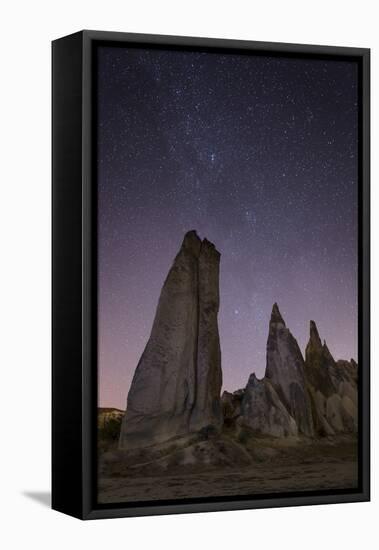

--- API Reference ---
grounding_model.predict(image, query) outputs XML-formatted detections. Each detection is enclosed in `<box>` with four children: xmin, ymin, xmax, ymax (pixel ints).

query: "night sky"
<box><xmin>97</xmin><ymin>45</ymin><xmax>358</xmax><ymax>410</ymax></box>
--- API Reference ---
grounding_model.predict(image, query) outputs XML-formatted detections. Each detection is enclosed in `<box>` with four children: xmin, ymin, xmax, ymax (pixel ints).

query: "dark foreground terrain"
<box><xmin>97</xmin><ymin>430</ymin><xmax>358</xmax><ymax>504</ymax></box>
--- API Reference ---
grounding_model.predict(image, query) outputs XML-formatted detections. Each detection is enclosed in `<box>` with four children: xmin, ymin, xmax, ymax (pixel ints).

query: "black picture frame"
<box><xmin>52</xmin><ymin>30</ymin><xmax>370</xmax><ymax>520</ymax></box>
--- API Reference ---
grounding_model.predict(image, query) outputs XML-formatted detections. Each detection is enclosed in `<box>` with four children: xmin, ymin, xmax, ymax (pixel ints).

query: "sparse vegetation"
<box><xmin>98</xmin><ymin>408</ymin><xmax>123</xmax><ymax>442</ymax></box>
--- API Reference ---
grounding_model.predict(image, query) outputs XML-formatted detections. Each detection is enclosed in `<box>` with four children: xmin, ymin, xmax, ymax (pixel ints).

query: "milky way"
<box><xmin>96</xmin><ymin>45</ymin><xmax>358</xmax><ymax>409</ymax></box>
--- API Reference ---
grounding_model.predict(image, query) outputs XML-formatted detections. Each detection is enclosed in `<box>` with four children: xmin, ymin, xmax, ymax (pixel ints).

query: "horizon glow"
<box><xmin>97</xmin><ymin>46</ymin><xmax>358</xmax><ymax>410</ymax></box>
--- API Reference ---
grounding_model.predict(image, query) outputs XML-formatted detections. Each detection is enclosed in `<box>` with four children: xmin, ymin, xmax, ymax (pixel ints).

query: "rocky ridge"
<box><xmin>113</xmin><ymin>232</ymin><xmax>358</xmax><ymax>470</ymax></box>
<box><xmin>226</xmin><ymin>307</ymin><xmax>358</xmax><ymax>440</ymax></box>
<box><xmin>305</xmin><ymin>322</ymin><xmax>358</xmax><ymax>436</ymax></box>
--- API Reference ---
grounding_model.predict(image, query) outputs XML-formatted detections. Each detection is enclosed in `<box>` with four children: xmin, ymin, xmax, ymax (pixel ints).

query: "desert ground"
<box><xmin>97</xmin><ymin>430</ymin><xmax>358</xmax><ymax>504</ymax></box>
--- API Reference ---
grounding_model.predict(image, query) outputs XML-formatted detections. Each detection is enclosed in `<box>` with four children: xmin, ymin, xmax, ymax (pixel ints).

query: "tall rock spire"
<box><xmin>305</xmin><ymin>320</ymin><xmax>336</xmax><ymax>397</ymax></box>
<box><xmin>304</xmin><ymin>321</ymin><xmax>358</xmax><ymax>435</ymax></box>
<box><xmin>270</xmin><ymin>302</ymin><xmax>285</xmax><ymax>325</ymax></box>
<box><xmin>309</xmin><ymin>320</ymin><xmax>322</xmax><ymax>349</ymax></box>
<box><xmin>265</xmin><ymin>303</ymin><xmax>314</xmax><ymax>436</ymax></box>
<box><xmin>189</xmin><ymin>238</ymin><xmax>223</xmax><ymax>432</ymax></box>
<box><xmin>119</xmin><ymin>231</ymin><xmax>223</xmax><ymax>450</ymax></box>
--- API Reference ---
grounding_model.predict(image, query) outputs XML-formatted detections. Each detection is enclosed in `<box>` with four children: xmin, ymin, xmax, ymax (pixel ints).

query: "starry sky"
<box><xmin>96</xmin><ymin>45</ymin><xmax>358</xmax><ymax>410</ymax></box>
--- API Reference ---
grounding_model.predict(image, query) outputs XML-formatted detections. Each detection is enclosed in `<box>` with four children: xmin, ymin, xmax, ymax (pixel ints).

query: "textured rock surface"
<box><xmin>305</xmin><ymin>321</ymin><xmax>336</xmax><ymax>397</ymax></box>
<box><xmin>265</xmin><ymin>304</ymin><xmax>314</xmax><ymax>436</ymax></box>
<box><xmin>304</xmin><ymin>321</ymin><xmax>358</xmax><ymax>435</ymax></box>
<box><xmin>189</xmin><ymin>239</ymin><xmax>223</xmax><ymax>432</ymax></box>
<box><xmin>241</xmin><ymin>374</ymin><xmax>298</xmax><ymax>437</ymax></box>
<box><xmin>221</xmin><ymin>390</ymin><xmax>244</xmax><ymax>423</ymax></box>
<box><xmin>119</xmin><ymin>231</ymin><xmax>223</xmax><ymax>450</ymax></box>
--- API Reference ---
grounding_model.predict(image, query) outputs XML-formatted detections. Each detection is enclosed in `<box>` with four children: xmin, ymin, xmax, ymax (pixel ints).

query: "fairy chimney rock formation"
<box><xmin>305</xmin><ymin>321</ymin><xmax>336</xmax><ymax>397</ymax></box>
<box><xmin>119</xmin><ymin>231</ymin><xmax>223</xmax><ymax>450</ymax></box>
<box><xmin>189</xmin><ymin>238</ymin><xmax>223</xmax><ymax>432</ymax></box>
<box><xmin>241</xmin><ymin>373</ymin><xmax>298</xmax><ymax>437</ymax></box>
<box><xmin>309</xmin><ymin>320</ymin><xmax>322</xmax><ymax>349</ymax></box>
<box><xmin>265</xmin><ymin>303</ymin><xmax>314</xmax><ymax>436</ymax></box>
<box><xmin>304</xmin><ymin>321</ymin><xmax>358</xmax><ymax>435</ymax></box>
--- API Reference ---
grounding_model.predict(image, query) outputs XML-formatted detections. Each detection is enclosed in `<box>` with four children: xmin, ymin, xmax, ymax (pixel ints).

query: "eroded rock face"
<box><xmin>221</xmin><ymin>390</ymin><xmax>244</xmax><ymax>424</ymax></box>
<box><xmin>304</xmin><ymin>321</ymin><xmax>358</xmax><ymax>435</ymax></box>
<box><xmin>305</xmin><ymin>322</ymin><xmax>336</xmax><ymax>397</ymax></box>
<box><xmin>119</xmin><ymin>231</ymin><xmax>223</xmax><ymax>450</ymax></box>
<box><xmin>189</xmin><ymin>239</ymin><xmax>223</xmax><ymax>432</ymax></box>
<box><xmin>241</xmin><ymin>374</ymin><xmax>298</xmax><ymax>437</ymax></box>
<box><xmin>265</xmin><ymin>304</ymin><xmax>314</xmax><ymax>436</ymax></box>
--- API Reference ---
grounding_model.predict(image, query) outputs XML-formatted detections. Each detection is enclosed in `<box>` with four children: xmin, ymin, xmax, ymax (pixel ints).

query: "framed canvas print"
<box><xmin>52</xmin><ymin>30</ymin><xmax>370</xmax><ymax>520</ymax></box>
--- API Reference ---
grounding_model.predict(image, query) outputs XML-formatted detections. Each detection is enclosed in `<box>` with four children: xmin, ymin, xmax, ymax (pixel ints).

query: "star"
<box><xmin>97</xmin><ymin>45</ymin><xmax>359</xmax><ymax>407</ymax></box>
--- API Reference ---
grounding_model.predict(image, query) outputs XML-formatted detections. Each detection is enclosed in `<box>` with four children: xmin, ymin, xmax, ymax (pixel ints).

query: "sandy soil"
<box><xmin>97</xmin><ymin>436</ymin><xmax>358</xmax><ymax>504</ymax></box>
